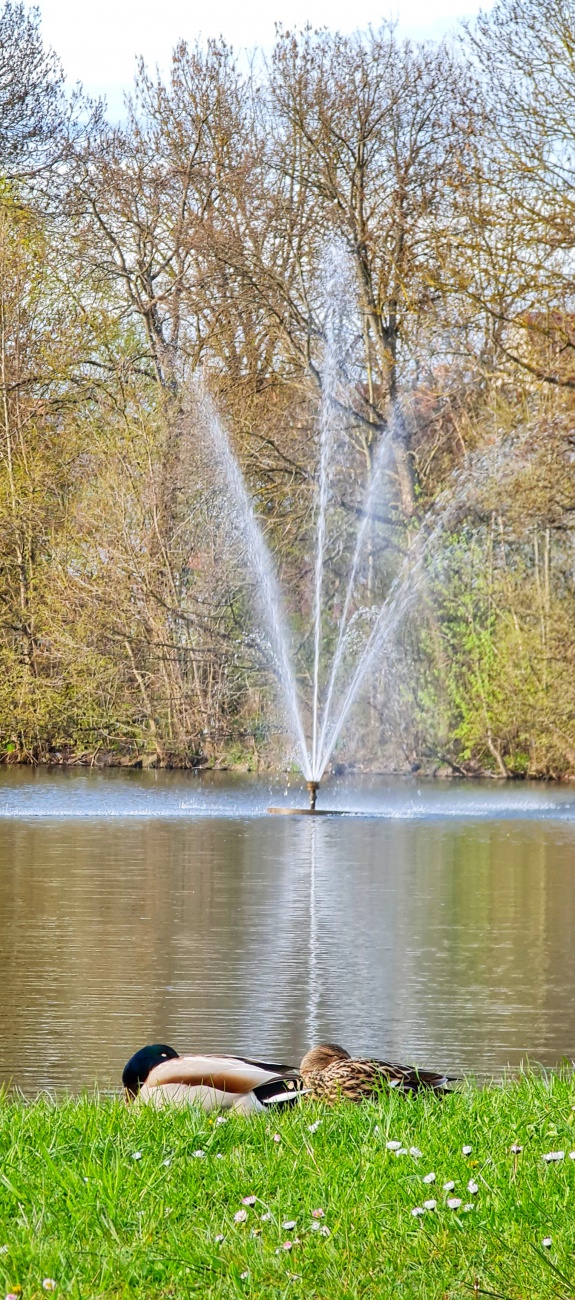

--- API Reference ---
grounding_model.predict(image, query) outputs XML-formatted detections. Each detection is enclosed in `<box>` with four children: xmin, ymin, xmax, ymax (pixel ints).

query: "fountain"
<box><xmin>197</xmin><ymin>247</ymin><xmax>469</xmax><ymax>814</ymax></box>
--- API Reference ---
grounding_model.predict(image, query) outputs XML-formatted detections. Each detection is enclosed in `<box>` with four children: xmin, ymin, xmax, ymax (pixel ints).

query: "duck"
<box><xmin>122</xmin><ymin>1044</ymin><xmax>304</xmax><ymax>1113</ymax></box>
<box><xmin>299</xmin><ymin>1043</ymin><xmax>453</xmax><ymax>1103</ymax></box>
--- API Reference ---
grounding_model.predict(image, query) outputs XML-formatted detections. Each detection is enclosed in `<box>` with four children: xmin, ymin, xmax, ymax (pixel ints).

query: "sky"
<box><xmin>38</xmin><ymin>0</ymin><xmax>490</xmax><ymax>120</ymax></box>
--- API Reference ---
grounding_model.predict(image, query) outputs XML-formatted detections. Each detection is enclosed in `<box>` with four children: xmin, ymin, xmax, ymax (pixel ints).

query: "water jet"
<box><xmin>307</xmin><ymin>780</ymin><xmax>319</xmax><ymax>811</ymax></box>
<box><xmin>199</xmin><ymin>245</ymin><xmax>469</xmax><ymax>807</ymax></box>
<box><xmin>267</xmin><ymin>781</ymin><xmax>353</xmax><ymax>815</ymax></box>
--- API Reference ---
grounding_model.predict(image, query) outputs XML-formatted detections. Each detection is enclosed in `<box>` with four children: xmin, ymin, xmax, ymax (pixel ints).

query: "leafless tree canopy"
<box><xmin>1</xmin><ymin>0</ymin><xmax>575</xmax><ymax>777</ymax></box>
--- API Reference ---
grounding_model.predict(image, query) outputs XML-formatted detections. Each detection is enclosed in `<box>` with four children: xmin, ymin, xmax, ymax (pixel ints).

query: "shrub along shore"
<box><xmin>2</xmin><ymin>1073</ymin><xmax>575</xmax><ymax>1298</ymax></box>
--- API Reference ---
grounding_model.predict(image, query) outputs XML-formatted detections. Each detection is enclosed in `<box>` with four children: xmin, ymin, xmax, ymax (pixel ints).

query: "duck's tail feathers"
<box><xmin>388</xmin><ymin>1066</ymin><xmax>456</xmax><ymax>1094</ymax></box>
<box><xmin>252</xmin><ymin>1075</ymin><xmax>305</xmax><ymax>1107</ymax></box>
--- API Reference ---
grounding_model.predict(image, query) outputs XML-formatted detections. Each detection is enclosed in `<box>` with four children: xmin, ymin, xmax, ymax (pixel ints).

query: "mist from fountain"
<box><xmin>318</xmin><ymin>496</ymin><xmax>451</xmax><ymax>774</ymax></box>
<box><xmin>197</xmin><ymin>245</ymin><xmax>496</xmax><ymax>802</ymax></box>
<box><xmin>197</xmin><ymin>389</ymin><xmax>312</xmax><ymax>781</ymax></box>
<box><xmin>316</xmin><ymin>422</ymin><xmax>394</xmax><ymax>771</ymax></box>
<box><xmin>310</xmin><ymin>247</ymin><xmax>353</xmax><ymax>776</ymax></box>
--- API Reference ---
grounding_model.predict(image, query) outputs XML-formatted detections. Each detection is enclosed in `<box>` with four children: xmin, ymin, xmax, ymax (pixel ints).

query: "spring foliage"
<box><xmin>1</xmin><ymin>0</ymin><xmax>575</xmax><ymax>775</ymax></box>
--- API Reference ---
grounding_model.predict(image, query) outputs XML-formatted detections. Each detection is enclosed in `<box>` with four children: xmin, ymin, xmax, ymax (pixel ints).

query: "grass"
<box><xmin>2</xmin><ymin>1074</ymin><xmax>575</xmax><ymax>1298</ymax></box>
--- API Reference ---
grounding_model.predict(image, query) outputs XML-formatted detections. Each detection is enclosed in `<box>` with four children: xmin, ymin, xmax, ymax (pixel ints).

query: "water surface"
<box><xmin>1</xmin><ymin>769</ymin><xmax>574</xmax><ymax>1092</ymax></box>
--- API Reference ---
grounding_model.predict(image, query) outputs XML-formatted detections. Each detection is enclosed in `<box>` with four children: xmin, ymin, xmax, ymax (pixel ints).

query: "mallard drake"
<box><xmin>122</xmin><ymin>1044</ymin><xmax>303</xmax><ymax>1113</ymax></box>
<box><xmin>300</xmin><ymin>1043</ymin><xmax>453</xmax><ymax>1103</ymax></box>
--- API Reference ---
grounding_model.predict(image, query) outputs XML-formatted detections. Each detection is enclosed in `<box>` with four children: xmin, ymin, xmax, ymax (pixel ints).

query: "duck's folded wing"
<box><xmin>370</xmin><ymin>1059</ymin><xmax>454</xmax><ymax>1092</ymax></box>
<box><xmin>223</xmin><ymin>1055</ymin><xmax>296</xmax><ymax>1076</ymax></box>
<box><xmin>252</xmin><ymin>1075</ymin><xmax>305</xmax><ymax>1107</ymax></box>
<box><xmin>145</xmin><ymin>1054</ymin><xmax>294</xmax><ymax>1094</ymax></box>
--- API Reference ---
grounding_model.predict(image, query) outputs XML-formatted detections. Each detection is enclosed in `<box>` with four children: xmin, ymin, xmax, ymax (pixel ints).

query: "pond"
<box><xmin>1</xmin><ymin>769</ymin><xmax>574</xmax><ymax>1093</ymax></box>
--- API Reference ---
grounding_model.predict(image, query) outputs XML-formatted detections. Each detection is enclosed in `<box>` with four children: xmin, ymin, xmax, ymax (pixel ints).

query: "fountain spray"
<box><xmin>197</xmin><ymin>242</ymin><xmax>484</xmax><ymax>818</ymax></box>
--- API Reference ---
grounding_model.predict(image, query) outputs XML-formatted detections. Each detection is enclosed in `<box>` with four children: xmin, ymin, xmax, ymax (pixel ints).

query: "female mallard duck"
<box><xmin>300</xmin><ymin>1044</ymin><xmax>452</xmax><ymax>1103</ymax></box>
<box><xmin>122</xmin><ymin>1044</ymin><xmax>303</xmax><ymax>1113</ymax></box>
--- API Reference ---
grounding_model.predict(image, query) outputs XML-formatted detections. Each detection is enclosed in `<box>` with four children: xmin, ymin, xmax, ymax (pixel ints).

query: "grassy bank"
<box><xmin>2</xmin><ymin>1075</ymin><xmax>575</xmax><ymax>1299</ymax></box>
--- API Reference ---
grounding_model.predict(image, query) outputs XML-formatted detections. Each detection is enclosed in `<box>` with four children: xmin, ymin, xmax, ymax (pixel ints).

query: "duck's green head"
<box><xmin>122</xmin><ymin>1044</ymin><xmax>179</xmax><ymax>1098</ymax></box>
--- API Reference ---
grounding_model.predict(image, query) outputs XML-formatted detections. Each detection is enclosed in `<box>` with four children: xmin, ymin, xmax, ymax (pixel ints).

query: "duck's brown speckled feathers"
<box><xmin>301</xmin><ymin>1056</ymin><xmax>453</xmax><ymax>1103</ymax></box>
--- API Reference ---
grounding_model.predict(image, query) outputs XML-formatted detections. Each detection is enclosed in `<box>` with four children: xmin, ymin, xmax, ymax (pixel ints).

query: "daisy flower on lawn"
<box><xmin>543</xmin><ymin>1151</ymin><xmax>564</xmax><ymax>1163</ymax></box>
<box><xmin>422</xmin><ymin>1172</ymin><xmax>436</xmax><ymax>1184</ymax></box>
<box><xmin>234</xmin><ymin>1209</ymin><xmax>248</xmax><ymax>1223</ymax></box>
<box><xmin>446</xmin><ymin>1197</ymin><xmax>462</xmax><ymax>1210</ymax></box>
<box><xmin>242</xmin><ymin>1196</ymin><xmax>257</xmax><ymax>1206</ymax></box>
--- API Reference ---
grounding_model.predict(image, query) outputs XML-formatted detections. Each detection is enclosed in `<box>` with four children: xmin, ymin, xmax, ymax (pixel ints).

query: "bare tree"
<box><xmin>459</xmin><ymin>0</ymin><xmax>575</xmax><ymax>390</ymax></box>
<box><xmin>0</xmin><ymin>2</ymin><xmax>89</xmax><ymax>180</ymax></box>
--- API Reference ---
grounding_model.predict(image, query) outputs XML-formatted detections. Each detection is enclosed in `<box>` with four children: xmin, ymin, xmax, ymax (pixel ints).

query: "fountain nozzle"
<box><xmin>307</xmin><ymin>780</ymin><xmax>320</xmax><ymax>812</ymax></box>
